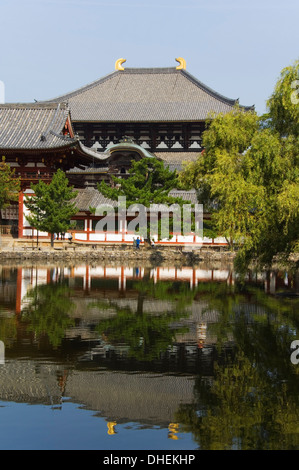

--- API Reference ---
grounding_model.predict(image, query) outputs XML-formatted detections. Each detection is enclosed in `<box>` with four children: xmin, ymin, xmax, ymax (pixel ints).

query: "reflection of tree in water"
<box><xmin>0</xmin><ymin>315</ymin><xmax>17</xmax><ymax>349</ymax></box>
<box><xmin>92</xmin><ymin>276</ymin><xmax>196</xmax><ymax>362</ymax></box>
<box><xmin>175</xmin><ymin>283</ymin><xmax>299</xmax><ymax>450</ymax></box>
<box><xmin>176</xmin><ymin>350</ymin><xmax>299</xmax><ymax>450</ymax></box>
<box><xmin>21</xmin><ymin>282</ymin><xmax>75</xmax><ymax>348</ymax></box>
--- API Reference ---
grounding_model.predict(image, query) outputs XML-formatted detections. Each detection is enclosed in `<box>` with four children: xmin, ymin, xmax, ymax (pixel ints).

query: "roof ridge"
<box><xmin>122</xmin><ymin>67</ymin><xmax>177</xmax><ymax>73</ymax></box>
<box><xmin>0</xmin><ymin>101</ymin><xmax>69</xmax><ymax>109</ymax></box>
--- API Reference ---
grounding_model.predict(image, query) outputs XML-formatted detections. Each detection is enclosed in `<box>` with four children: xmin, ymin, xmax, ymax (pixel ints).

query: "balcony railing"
<box><xmin>14</xmin><ymin>171</ymin><xmax>53</xmax><ymax>183</ymax></box>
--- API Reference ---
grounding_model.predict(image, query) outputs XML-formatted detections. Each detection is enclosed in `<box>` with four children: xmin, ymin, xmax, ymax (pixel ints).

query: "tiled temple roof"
<box><xmin>72</xmin><ymin>187</ymin><xmax>198</xmax><ymax>212</ymax></box>
<box><xmin>45</xmin><ymin>67</ymin><xmax>254</xmax><ymax>122</ymax></box>
<box><xmin>73</xmin><ymin>187</ymin><xmax>118</xmax><ymax>211</ymax></box>
<box><xmin>157</xmin><ymin>152</ymin><xmax>199</xmax><ymax>171</ymax></box>
<box><xmin>0</xmin><ymin>102</ymin><xmax>103</xmax><ymax>163</ymax></box>
<box><xmin>169</xmin><ymin>188</ymin><xmax>198</xmax><ymax>205</ymax></box>
<box><xmin>0</xmin><ymin>102</ymin><xmax>74</xmax><ymax>150</ymax></box>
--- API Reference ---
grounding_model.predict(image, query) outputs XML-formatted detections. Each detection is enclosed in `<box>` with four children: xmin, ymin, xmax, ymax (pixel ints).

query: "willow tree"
<box><xmin>179</xmin><ymin>108</ymin><xmax>265</xmax><ymax>251</ymax></box>
<box><xmin>264</xmin><ymin>60</ymin><xmax>299</xmax><ymax>258</ymax></box>
<box><xmin>266</xmin><ymin>59</ymin><xmax>299</xmax><ymax>137</ymax></box>
<box><xmin>179</xmin><ymin>60</ymin><xmax>299</xmax><ymax>267</ymax></box>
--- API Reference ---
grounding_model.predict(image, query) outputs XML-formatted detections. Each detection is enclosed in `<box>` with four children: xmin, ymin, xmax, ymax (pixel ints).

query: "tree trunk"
<box><xmin>51</xmin><ymin>233</ymin><xmax>54</xmax><ymax>248</ymax></box>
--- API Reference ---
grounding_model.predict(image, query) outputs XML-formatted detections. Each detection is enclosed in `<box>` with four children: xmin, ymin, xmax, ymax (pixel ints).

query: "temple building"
<box><xmin>46</xmin><ymin>57</ymin><xmax>253</xmax><ymax>174</ymax></box>
<box><xmin>0</xmin><ymin>58</ymin><xmax>253</xmax><ymax>244</ymax></box>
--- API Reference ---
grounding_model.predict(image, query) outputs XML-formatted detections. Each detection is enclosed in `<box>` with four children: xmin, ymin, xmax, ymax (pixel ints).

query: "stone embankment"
<box><xmin>0</xmin><ymin>240</ymin><xmax>236</xmax><ymax>265</ymax></box>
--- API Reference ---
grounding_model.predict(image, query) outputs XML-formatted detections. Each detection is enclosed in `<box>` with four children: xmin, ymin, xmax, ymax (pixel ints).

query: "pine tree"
<box><xmin>99</xmin><ymin>157</ymin><xmax>184</xmax><ymax>207</ymax></box>
<box><xmin>98</xmin><ymin>157</ymin><xmax>190</xmax><ymax>240</ymax></box>
<box><xmin>25</xmin><ymin>169</ymin><xmax>78</xmax><ymax>247</ymax></box>
<box><xmin>0</xmin><ymin>157</ymin><xmax>20</xmax><ymax>210</ymax></box>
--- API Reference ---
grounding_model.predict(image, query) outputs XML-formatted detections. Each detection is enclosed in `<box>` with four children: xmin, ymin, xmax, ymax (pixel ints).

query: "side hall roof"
<box><xmin>0</xmin><ymin>102</ymin><xmax>102</xmax><ymax>161</ymax></box>
<box><xmin>71</xmin><ymin>187</ymin><xmax>199</xmax><ymax>213</ymax></box>
<box><xmin>44</xmin><ymin>66</ymin><xmax>254</xmax><ymax>123</ymax></box>
<box><xmin>0</xmin><ymin>102</ymin><xmax>73</xmax><ymax>151</ymax></box>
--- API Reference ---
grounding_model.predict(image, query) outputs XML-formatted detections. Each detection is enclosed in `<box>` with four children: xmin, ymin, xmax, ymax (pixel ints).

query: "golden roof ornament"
<box><xmin>115</xmin><ymin>58</ymin><xmax>126</xmax><ymax>71</ymax></box>
<box><xmin>175</xmin><ymin>57</ymin><xmax>186</xmax><ymax>70</ymax></box>
<box><xmin>107</xmin><ymin>421</ymin><xmax>117</xmax><ymax>435</ymax></box>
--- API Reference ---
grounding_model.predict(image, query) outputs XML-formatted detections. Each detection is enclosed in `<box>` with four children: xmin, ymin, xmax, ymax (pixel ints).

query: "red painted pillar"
<box><xmin>18</xmin><ymin>191</ymin><xmax>23</xmax><ymax>238</ymax></box>
<box><xmin>86</xmin><ymin>217</ymin><xmax>90</xmax><ymax>242</ymax></box>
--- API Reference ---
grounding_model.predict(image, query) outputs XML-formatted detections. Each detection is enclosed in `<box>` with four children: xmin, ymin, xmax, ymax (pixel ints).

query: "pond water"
<box><xmin>0</xmin><ymin>262</ymin><xmax>298</xmax><ymax>451</ymax></box>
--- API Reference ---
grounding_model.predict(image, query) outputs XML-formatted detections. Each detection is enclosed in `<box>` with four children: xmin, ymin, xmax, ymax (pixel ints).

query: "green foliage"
<box><xmin>92</xmin><ymin>276</ymin><xmax>192</xmax><ymax>362</ymax></box>
<box><xmin>96</xmin><ymin>307</ymin><xmax>188</xmax><ymax>362</ymax></box>
<box><xmin>180</xmin><ymin>108</ymin><xmax>264</xmax><ymax>248</ymax></box>
<box><xmin>0</xmin><ymin>315</ymin><xmax>17</xmax><ymax>346</ymax></box>
<box><xmin>179</xmin><ymin>71</ymin><xmax>299</xmax><ymax>266</ymax></box>
<box><xmin>0</xmin><ymin>157</ymin><xmax>20</xmax><ymax>210</ymax></box>
<box><xmin>175</xmin><ymin>283</ymin><xmax>299</xmax><ymax>450</ymax></box>
<box><xmin>21</xmin><ymin>282</ymin><xmax>75</xmax><ymax>348</ymax></box>
<box><xmin>267</xmin><ymin>60</ymin><xmax>299</xmax><ymax>137</ymax></box>
<box><xmin>98</xmin><ymin>157</ymin><xmax>191</xmax><ymax>239</ymax></box>
<box><xmin>99</xmin><ymin>157</ymin><xmax>185</xmax><ymax>207</ymax></box>
<box><xmin>24</xmin><ymin>169</ymin><xmax>78</xmax><ymax>246</ymax></box>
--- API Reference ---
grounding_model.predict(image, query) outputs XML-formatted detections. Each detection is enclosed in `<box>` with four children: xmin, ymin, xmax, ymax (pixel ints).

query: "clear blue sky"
<box><xmin>0</xmin><ymin>0</ymin><xmax>298</xmax><ymax>114</ymax></box>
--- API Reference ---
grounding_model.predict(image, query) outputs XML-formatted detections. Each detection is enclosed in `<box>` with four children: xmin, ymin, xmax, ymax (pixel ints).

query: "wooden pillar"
<box><xmin>149</xmin><ymin>124</ymin><xmax>158</xmax><ymax>151</ymax></box>
<box><xmin>183</xmin><ymin>123</ymin><xmax>191</xmax><ymax>150</ymax></box>
<box><xmin>86</xmin><ymin>217</ymin><xmax>90</xmax><ymax>242</ymax></box>
<box><xmin>18</xmin><ymin>191</ymin><xmax>23</xmax><ymax>238</ymax></box>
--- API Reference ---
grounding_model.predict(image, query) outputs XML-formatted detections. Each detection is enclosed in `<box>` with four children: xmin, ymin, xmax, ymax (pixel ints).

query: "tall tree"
<box><xmin>266</xmin><ymin>60</ymin><xmax>299</xmax><ymax>137</ymax></box>
<box><xmin>98</xmin><ymin>157</ymin><xmax>190</xmax><ymax>240</ymax></box>
<box><xmin>25</xmin><ymin>169</ymin><xmax>78</xmax><ymax>247</ymax></box>
<box><xmin>99</xmin><ymin>157</ymin><xmax>184</xmax><ymax>206</ymax></box>
<box><xmin>179</xmin><ymin>107</ymin><xmax>264</xmax><ymax>250</ymax></box>
<box><xmin>0</xmin><ymin>157</ymin><xmax>20</xmax><ymax>210</ymax></box>
<box><xmin>179</xmin><ymin>63</ymin><xmax>299</xmax><ymax>268</ymax></box>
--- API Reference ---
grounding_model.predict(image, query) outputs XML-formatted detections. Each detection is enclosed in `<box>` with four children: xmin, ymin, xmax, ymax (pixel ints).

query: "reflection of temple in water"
<box><xmin>0</xmin><ymin>360</ymin><xmax>197</xmax><ymax>428</ymax></box>
<box><xmin>0</xmin><ymin>263</ymin><xmax>297</xmax><ymax>433</ymax></box>
<box><xmin>2</xmin><ymin>263</ymin><xmax>296</xmax><ymax>367</ymax></box>
<box><xmin>14</xmin><ymin>264</ymin><xmax>233</xmax><ymax>352</ymax></box>
<box><xmin>0</xmin><ymin>264</ymin><xmax>221</xmax><ymax>429</ymax></box>
<box><xmin>15</xmin><ymin>264</ymin><xmax>234</xmax><ymax>311</ymax></box>
<box><xmin>12</xmin><ymin>264</ymin><xmax>298</xmax><ymax>313</ymax></box>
